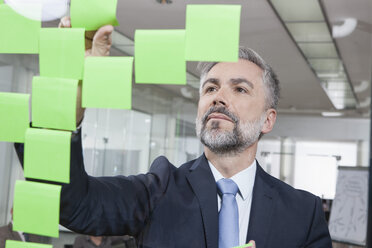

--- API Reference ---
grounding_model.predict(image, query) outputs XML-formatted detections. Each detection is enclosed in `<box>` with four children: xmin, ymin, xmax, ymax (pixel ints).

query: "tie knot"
<box><xmin>217</xmin><ymin>178</ymin><xmax>239</xmax><ymax>196</ymax></box>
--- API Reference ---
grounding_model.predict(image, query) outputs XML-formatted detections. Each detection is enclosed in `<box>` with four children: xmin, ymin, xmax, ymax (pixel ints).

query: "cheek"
<box><xmin>197</xmin><ymin>99</ymin><xmax>209</xmax><ymax>118</ymax></box>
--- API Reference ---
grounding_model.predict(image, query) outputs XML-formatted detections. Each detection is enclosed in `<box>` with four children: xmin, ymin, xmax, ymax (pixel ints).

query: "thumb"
<box><xmin>91</xmin><ymin>25</ymin><xmax>114</xmax><ymax>56</ymax></box>
<box><xmin>58</xmin><ymin>16</ymin><xmax>71</xmax><ymax>28</ymax></box>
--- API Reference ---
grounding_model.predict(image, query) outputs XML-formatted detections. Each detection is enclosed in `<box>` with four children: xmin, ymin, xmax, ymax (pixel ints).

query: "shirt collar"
<box><xmin>208</xmin><ymin>160</ymin><xmax>256</xmax><ymax>201</ymax></box>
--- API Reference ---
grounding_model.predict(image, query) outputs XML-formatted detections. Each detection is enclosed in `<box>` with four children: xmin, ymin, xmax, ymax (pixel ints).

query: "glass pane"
<box><xmin>309</xmin><ymin>58</ymin><xmax>342</xmax><ymax>72</ymax></box>
<box><xmin>286</xmin><ymin>22</ymin><xmax>332</xmax><ymax>42</ymax></box>
<box><xmin>271</xmin><ymin>0</ymin><xmax>324</xmax><ymax>22</ymax></box>
<box><xmin>298</xmin><ymin>42</ymin><xmax>338</xmax><ymax>58</ymax></box>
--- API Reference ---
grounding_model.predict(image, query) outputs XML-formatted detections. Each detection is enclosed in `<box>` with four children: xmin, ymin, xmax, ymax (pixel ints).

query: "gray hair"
<box><xmin>197</xmin><ymin>47</ymin><xmax>280</xmax><ymax>110</ymax></box>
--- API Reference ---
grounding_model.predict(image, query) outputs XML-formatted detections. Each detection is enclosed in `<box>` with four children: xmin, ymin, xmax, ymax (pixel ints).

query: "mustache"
<box><xmin>201</xmin><ymin>106</ymin><xmax>239</xmax><ymax>125</ymax></box>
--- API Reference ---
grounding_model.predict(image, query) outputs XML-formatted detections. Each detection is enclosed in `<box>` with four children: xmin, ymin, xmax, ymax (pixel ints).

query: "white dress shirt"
<box><xmin>209</xmin><ymin>160</ymin><xmax>257</xmax><ymax>246</ymax></box>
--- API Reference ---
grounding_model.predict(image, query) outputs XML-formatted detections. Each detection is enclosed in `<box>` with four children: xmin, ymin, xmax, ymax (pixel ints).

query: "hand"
<box><xmin>248</xmin><ymin>240</ymin><xmax>256</xmax><ymax>248</ymax></box>
<box><xmin>58</xmin><ymin>16</ymin><xmax>114</xmax><ymax>57</ymax></box>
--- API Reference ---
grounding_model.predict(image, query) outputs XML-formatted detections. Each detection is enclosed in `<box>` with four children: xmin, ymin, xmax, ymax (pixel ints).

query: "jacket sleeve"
<box><xmin>15</xmin><ymin>129</ymin><xmax>172</xmax><ymax>237</ymax></box>
<box><xmin>305</xmin><ymin>196</ymin><xmax>332</xmax><ymax>248</ymax></box>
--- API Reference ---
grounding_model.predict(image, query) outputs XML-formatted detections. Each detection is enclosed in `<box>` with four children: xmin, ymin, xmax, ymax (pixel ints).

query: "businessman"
<box><xmin>22</xmin><ymin>18</ymin><xmax>332</xmax><ymax>248</ymax></box>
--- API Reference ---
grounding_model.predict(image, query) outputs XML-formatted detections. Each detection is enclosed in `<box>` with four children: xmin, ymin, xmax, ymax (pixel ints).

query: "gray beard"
<box><xmin>195</xmin><ymin>106</ymin><xmax>265</xmax><ymax>156</ymax></box>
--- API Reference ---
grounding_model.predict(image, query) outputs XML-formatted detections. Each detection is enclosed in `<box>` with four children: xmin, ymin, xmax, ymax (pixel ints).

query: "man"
<box><xmin>0</xmin><ymin>208</ymin><xmax>49</xmax><ymax>248</ymax></box>
<box><xmin>18</xmin><ymin>18</ymin><xmax>332</xmax><ymax>248</ymax></box>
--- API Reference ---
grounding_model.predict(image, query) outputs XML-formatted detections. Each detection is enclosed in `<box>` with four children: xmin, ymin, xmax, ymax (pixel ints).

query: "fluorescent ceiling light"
<box><xmin>321</xmin><ymin>112</ymin><xmax>344</xmax><ymax>117</ymax></box>
<box><xmin>270</xmin><ymin>0</ymin><xmax>324</xmax><ymax>22</ymax></box>
<box><xmin>4</xmin><ymin>0</ymin><xmax>68</xmax><ymax>21</ymax></box>
<box><xmin>286</xmin><ymin>23</ymin><xmax>332</xmax><ymax>42</ymax></box>
<box><xmin>354</xmin><ymin>80</ymin><xmax>369</xmax><ymax>93</ymax></box>
<box><xmin>298</xmin><ymin>42</ymin><xmax>337</xmax><ymax>58</ymax></box>
<box><xmin>308</xmin><ymin>58</ymin><xmax>342</xmax><ymax>72</ymax></box>
<box><xmin>332</xmin><ymin>18</ymin><xmax>358</xmax><ymax>38</ymax></box>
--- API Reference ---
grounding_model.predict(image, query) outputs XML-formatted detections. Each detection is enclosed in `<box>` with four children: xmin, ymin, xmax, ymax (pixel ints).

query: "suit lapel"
<box><xmin>186</xmin><ymin>155</ymin><xmax>218</xmax><ymax>248</ymax></box>
<box><xmin>246</xmin><ymin>163</ymin><xmax>277</xmax><ymax>248</ymax></box>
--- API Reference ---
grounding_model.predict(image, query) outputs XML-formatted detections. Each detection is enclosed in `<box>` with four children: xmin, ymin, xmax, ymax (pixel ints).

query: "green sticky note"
<box><xmin>233</xmin><ymin>243</ymin><xmax>253</xmax><ymax>248</ymax></box>
<box><xmin>13</xmin><ymin>180</ymin><xmax>61</xmax><ymax>238</ymax></box>
<box><xmin>0</xmin><ymin>92</ymin><xmax>29</xmax><ymax>143</ymax></box>
<box><xmin>185</xmin><ymin>5</ymin><xmax>241</xmax><ymax>62</ymax></box>
<box><xmin>39</xmin><ymin>28</ymin><xmax>85</xmax><ymax>80</ymax></box>
<box><xmin>6</xmin><ymin>240</ymin><xmax>52</xmax><ymax>248</ymax></box>
<box><xmin>82</xmin><ymin>57</ymin><xmax>133</xmax><ymax>109</ymax></box>
<box><xmin>0</xmin><ymin>5</ymin><xmax>40</xmax><ymax>53</ymax></box>
<box><xmin>32</xmin><ymin>76</ymin><xmax>78</xmax><ymax>131</ymax></box>
<box><xmin>24</xmin><ymin>128</ymin><xmax>71</xmax><ymax>183</ymax></box>
<box><xmin>71</xmin><ymin>0</ymin><xmax>119</xmax><ymax>31</ymax></box>
<box><xmin>135</xmin><ymin>30</ymin><xmax>186</xmax><ymax>85</ymax></box>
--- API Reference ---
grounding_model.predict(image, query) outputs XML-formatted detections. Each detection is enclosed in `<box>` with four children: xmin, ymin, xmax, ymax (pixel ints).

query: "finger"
<box><xmin>90</xmin><ymin>25</ymin><xmax>114</xmax><ymax>56</ymax></box>
<box><xmin>58</xmin><ymin>16</ymin><xmax>71</xmax><ymax>28</ymax></box>
<box><xmin>248</xmin><ymin>240</ymin><xmax>256</xmax><ymax>248</ymax></box>
<box><xmin>93</xmin><ymin>25</ymin><xmax>114</xmax><ymax>44</ymax></box>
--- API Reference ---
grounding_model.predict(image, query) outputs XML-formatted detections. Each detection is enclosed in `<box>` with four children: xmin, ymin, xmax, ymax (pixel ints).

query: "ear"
<box><xmin>261</xmin><ymin>108</ymin><xmax>277</xmax><ymax>134</ymax></box>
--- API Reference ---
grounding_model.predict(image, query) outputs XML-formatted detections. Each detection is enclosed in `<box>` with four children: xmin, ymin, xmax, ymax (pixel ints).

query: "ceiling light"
<box><xmin>354</xmin><ymin>80</ymin><xmax>369</xmax><ymax>93</ymax></box>
<box><xmin>358</xmin><ymin>97</ymin><xmax>371</xmax><ymax>108</ymax></box>
<box><xmin>4</xmin><ymin>0</ymin><xmax>68</xmax><ymax>21</ymax></box>
<box><xmin>321</xmin><ymin>112</ymin><xmax>344</xmax><ymax>117</ymax></box>
<box><xmin>332</xmin><ymin>18</ymin><xmax>358</xmax><ymax>38</ymax></box>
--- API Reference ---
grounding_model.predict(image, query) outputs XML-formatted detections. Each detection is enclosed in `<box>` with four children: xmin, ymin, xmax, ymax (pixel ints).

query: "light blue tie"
<box><xmin>217</xmin><ymin>178</ymin><xmax>239</xmax><ymax>248</ymax></box>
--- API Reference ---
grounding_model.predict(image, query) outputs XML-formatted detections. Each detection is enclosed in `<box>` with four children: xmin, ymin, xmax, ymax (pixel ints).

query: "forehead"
<box><xmin>205</xmin><ymin>59</ymin><xmax>264</xmax><ymax>86</ymax></box>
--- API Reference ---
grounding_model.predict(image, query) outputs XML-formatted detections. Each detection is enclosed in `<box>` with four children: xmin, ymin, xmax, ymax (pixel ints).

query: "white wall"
<box><xmin>269</xmin><ymin>115</ymin><xmax>370</xmax><ymax>141</ymax></box>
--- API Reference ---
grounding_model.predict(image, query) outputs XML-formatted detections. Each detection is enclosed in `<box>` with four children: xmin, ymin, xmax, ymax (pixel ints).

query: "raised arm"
<box><xmin>58</xmin><ymin>16</ymin><xmax>114</xmax><ymax>125</ymax></box>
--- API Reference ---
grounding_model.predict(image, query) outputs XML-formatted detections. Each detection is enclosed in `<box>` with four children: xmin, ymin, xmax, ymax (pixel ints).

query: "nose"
<box><xmin>213</xmin><ymin>88</ymin><xmax>227</xmax><ymax>106</ymax></box>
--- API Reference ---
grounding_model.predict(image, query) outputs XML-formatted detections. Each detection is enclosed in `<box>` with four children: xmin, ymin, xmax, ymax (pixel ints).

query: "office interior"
<box><xmin>0</xmin><ymin>0</ymin><xmax>371</xmax><ymax>247</ymax></box>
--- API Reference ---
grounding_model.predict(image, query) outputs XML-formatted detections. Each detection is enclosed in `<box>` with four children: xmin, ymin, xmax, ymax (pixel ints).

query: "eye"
<box><xmin>205</xmin><ymin>86</ymin><xmax>217</xmax><ymax>93</ymax></box>
<box><xmin>236</xmin><ymin>87</ymin><xmax>247</xmax><ymax>93</ymax></box>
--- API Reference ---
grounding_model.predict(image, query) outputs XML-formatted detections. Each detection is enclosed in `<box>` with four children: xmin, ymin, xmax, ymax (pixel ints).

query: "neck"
<box><xmin>205</xmin><ymin>143</ymin><xmax>257</xmax><ymax>178</ymax></box>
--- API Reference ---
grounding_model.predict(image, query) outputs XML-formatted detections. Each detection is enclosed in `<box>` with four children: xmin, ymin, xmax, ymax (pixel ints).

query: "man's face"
<box><xmin>196</xmin><ymin>59</ymin><xmax>275</xmax><ymax>155</ymax></box>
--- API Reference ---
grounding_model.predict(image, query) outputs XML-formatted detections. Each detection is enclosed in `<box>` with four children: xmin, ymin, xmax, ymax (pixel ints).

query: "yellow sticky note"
<box><xmin>0</xmin><ymin>92</ymin><xmax>30</xmax><ymax>143</ymax></box>
<box><xmin>6</xmin><ymin>240</ymin><xmax>52</xmax><ymax>248</ymax></box>
<box><xmin>32</xmin><ymin>76</ymin><xmax>78</xmax><ymax>131</ymax></box>
<box><xmin>135</xmin><ymin>29</ymin><xmax>186</xmax><ymax>85</ymax></box>
<box><xmin>24</xmin><ymin>128</ymin><xmax>71</xmax><ymax>183</ymax></box>
<box><xmin>39</xmin><ymin>28</ymin><xmax>85</xmax><ymax>80</ymax></box>
<box><xmin>71</xmin><ymin>0</ymin><xmax>119</xmax><ymax>31</ymax></box>
<box><xmin>233</xmin><ymin>243</ymin><xmax>253</xmax><ymax>248</ymax></box>
<box><xmin>82</xmin><ymin>56</ymin><xmax>133</xmax><ymax>109</ymax></box>
<box><xmin>13</xmin><ymin>180</ymin><xmax>61</xmax><ymax>238</ymax></box>
<box><xmin>185</xmin><ymin>5</ymin><xmax>241</xmax><ymax>62</ymax></box>
<box><xmin>0</xmin><ymin>5</ymin><xmax>41</xmax><ymax>53</ymax></box>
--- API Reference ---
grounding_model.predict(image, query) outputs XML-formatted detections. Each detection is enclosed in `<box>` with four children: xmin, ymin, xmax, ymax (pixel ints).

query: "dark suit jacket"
<box><xmin>17</xmin><ymin>130</ymin><xmax>332</xmax><ymax>248</ymax></box>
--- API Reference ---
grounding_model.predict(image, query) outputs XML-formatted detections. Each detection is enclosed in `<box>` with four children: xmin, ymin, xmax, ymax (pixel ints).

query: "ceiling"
<box><xmin>112</xmin><ymin>0</ymin><xmax>372</xmax><ymax>117</ymax></box>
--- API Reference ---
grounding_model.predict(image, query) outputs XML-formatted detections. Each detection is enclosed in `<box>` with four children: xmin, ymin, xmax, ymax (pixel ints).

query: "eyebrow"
<box><xmin>201</xmin><ymin>77</ymin><xmax>254</xmax><ymax>90</ymax></box>
<box><xmin>230</xmin><ymin>78</ymin><xmax>254</xmax><ymax>89</ymax></box>
<box><xmin>201</xmin><ymin>78</ymin><xmax>219</xmax><ymax>89</ymax></box>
